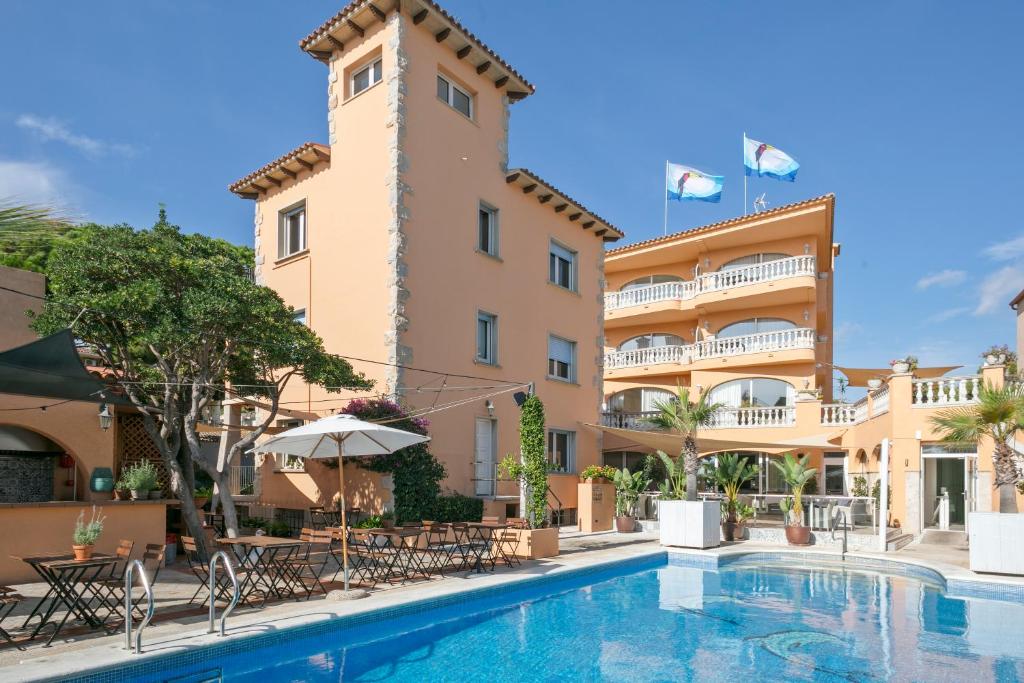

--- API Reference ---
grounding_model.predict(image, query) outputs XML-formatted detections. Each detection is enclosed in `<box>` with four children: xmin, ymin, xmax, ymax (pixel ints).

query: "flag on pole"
<box><xmin>743</xmin><ymin>135</ymin><xmax>799</xmax><ymax>181</ymax></box>
<box><xmin>666</xmin><ymin>163</ymin><xmax>724</xmax><ymax>203</ymax></box>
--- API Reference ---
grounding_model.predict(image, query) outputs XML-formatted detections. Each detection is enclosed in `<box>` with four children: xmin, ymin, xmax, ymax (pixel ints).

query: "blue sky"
<box><xmin>3</xmin><ymin>1</ymin><xmax>1023</xmax><ymax>381</ymax></box>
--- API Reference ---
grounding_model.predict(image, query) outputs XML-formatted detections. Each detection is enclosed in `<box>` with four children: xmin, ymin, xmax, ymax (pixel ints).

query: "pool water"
<box><xmin>132</xmin><ymin>557</ymin><xmax>1024</xmax><ymax>682</ymax></box>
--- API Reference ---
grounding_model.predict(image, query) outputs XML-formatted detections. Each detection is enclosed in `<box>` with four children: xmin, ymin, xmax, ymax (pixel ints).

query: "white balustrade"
<box><xmin>870</xmin><ymin>386</ymin><xmax>890</xmax><ymax>416</ymax></box>
<box><xmin>853</xmin><ymin>399</ymin><xmax>869</xmax><ymax>423</ymax></box>
<box><xmin>229</xmin><ymin>465</ymin><xmax>256</xmax><ymax>496</ymax></box>
<box><xmin>912</xmin><ymin>375</ymin><xmax>981</xmax><ymax>406</ymax></box>
<box><xmin>605</xmin><ymin>255</ymin><xmax>816</xmax><ymax>311</ymax></box>
<box><xmin>693</xmin><ymin>328</ymin><xmax>815</xmax><ymax>360</ymax></box>
<box><xmin>601</xmin><ymin>412</ymin><xmax>658</xmax><ymax>430</ymax></box>
<box><xmin>821</xmin><ymin>403</ymin><xmax>857</xmax><ymax>425</ymax></box>
<box><xmin>706</xmin><ymin>406</ymin><xmax>796</xmax><ymax>429</ymax></box>
<box><xmin>604</xmin><ymin>344</ymin><xmax>691</xmax><ymax>369</ymax></box>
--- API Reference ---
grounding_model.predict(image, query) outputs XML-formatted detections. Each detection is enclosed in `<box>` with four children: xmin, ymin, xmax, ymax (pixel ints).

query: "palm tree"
<box><xmin>647</xmin><ymin>386</ymin><xmax>723</xmax><ymax>501</ymax></box>
<box><xmin>0</xmin><ymin>202</ymin><xmax>73</xmax><ymax>272</ymax></box>
<box><xmin>930</xmin><ymin>381</ymin><xmax>1024</xmax><ymax>513</ymax></box>
<box><xmin>771</xmin><ymin>453</ymin><xmax>817</xmax><ymax>525</ymax></box>
<box><xmin>707</xmin><ymin>453</ymin><xmax>759</xmax><ymax>521</ymax></box>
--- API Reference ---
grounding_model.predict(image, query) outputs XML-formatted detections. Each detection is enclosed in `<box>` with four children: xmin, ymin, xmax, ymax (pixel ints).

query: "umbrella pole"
<box><xmin>338</xmin><ymin>442</ymin><xmax>350</xmax><ymax>591</ymax></box>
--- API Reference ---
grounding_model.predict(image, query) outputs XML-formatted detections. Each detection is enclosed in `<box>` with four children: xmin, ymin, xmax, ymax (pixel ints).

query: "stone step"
<box><xmin>920</xmin><ymin>529</ymin><xmax>967</xmax><ymax>546</ymax></box>
<box><xmin>887</xmin><ymin>533</ymin><xmax>915</xmax><ymax>551</ymax></box>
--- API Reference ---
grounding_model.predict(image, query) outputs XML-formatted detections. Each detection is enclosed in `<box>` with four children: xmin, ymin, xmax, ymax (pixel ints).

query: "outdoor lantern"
<box><xmin>485</xmin><ymin>399</ymin><xmax>495</xmax><ymax>416</ymax></box>
<box><xmin>98</xmin><ymin>403</ymin><xmax>113</xmax><ymax>431</ymax></box>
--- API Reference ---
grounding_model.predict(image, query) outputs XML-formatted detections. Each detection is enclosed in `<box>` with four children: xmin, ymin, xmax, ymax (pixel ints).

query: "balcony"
<box><xmin>605</xmin><ymin>255</ymin><xmax>816</xmax><ymax>314</ymax></box>
<box><xmin>601</xmin><ymin>406</ymin><xmax>796</xmax><ymax>431</ymax></box>
<box><xmin>604</xmin><ymin>327</ymin><xmax>816</xmax><ymax>374</ymax></box>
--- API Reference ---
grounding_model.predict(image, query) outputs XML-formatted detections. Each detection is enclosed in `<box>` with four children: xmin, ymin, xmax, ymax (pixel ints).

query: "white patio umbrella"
<box><xmin>251</xmin><ymin>413</ymin><xmax>430</xmax><ymax>591</ymax></box>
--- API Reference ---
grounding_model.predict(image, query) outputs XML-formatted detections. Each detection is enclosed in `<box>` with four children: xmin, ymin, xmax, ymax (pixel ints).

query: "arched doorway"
<box><xmin>0</xmin><ymin>425</ymin><xmax>65</xmax><ymax>503</ymax></box>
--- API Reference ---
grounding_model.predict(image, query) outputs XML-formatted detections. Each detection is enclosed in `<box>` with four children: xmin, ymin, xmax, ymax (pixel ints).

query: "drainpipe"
<box><xmin>878</xmin><ymin>438</ymin><xmax>890</xmax><ymax>552</ymax></box>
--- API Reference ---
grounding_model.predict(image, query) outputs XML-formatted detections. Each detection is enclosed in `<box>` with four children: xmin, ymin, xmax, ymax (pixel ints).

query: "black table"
<box><xmin>217</xmin><ymin>536</ymin><xmax>302</xmax><ymax>605</ymax></box>
<box><xmin>14</xmin><ymin>553</ymin><xmax>120</xmax><ymax>646</ymax></box>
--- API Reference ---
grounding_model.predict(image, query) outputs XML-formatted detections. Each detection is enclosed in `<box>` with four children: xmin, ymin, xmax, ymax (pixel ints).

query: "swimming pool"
<box><xmin>75</xmin><ymin>553</ymin><xmax>1024</xmax><ymax>682</ymax></box>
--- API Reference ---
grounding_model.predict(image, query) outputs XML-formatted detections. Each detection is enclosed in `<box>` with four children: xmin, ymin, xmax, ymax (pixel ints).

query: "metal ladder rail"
<box><xmin>124</xmin><ymin>559</ymin><xmax>155</xmax><ymax>654</ymax></box>
<box><xmin>831</xmin><ymin>510</ymin><xmax>848</xmax><ymax>558</ymax></box>
<box><xmin>208</xmin><ymin>551</ymin><xmax>240</xmax><ymax>637</ymax></box>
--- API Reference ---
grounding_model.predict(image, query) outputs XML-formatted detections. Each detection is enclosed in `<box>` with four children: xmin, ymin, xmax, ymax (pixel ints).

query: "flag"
<box><xmin>744</xmin><ymin>135</ymin><xmax>799</xmax><ymax>181</ymax></box>
<box><xmin>666</xmin><ymin>163</ymin><xmax>724</xmax><ymax>203</ymax></box>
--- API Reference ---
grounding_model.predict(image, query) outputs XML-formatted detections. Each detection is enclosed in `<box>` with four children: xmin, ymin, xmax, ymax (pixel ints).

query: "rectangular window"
<box><xmin>278</xmin><ymin>204</ymin><xmax>306</xmax><ymax>258</ymax></box>
<box><xmin>437</xmin><ymin>74</ymin><xmax>473</xmax><ymax>118</ymax></box>
<box><xmin>547</xmin><ymin>429</ymin><xmax>576</xmax><ymax>473</ymax></box>
<box><xmin>474</xmin><ymin>418</ymin><xmax>497</xmax><ymax>496</ymax></box>
<box><xmin>549</xmin><ymin>241</ymin><xmax>576</xmax><ymax>291</ymax></box>
<box><xmin>352</xmin><ymin>58</ymin><xmax>382</xmax><ymax>96</ymax></box>
<box><xmin>476</xmin><ymin>311</ymin><xmax>497</xmax><ymax>364</ymax></box>
<box><xmin>292</xmin><ymin>309</ymin><xmax>307</xmax><ymax>326</ymax></box>
<box><xmin>547</xmin><ymin>335</ymin><xmax>576</xmax><ymax>382</ymax></box>
<box><xmin>478</xmin><ymin>204</ymin><xmax>498</xmax><ymax>256</ymax></box>
<box><xmin>274</xmin><ymin>420</ymin><xmax>305</xmax><ymax>471</ymax></box>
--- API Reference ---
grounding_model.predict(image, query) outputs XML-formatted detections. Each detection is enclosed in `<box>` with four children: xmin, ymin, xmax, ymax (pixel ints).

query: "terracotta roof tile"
<box><xmin>606</xmin><ymin>194</ymin><xmax>835</xmax><ymax>255</ymax></box>
<box><xmin>229</xmin><ymin>142</ymin><xmax>330</xmax><ymax>197</ymax></box>
<box><xmin>506</xmin><ymin>168</ymin><xmax>624</xmax><ymax>240</ymax></box>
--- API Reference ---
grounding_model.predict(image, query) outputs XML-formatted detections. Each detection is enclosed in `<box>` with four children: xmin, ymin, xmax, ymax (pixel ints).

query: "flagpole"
<box><xmin>743</xmin><ymin>132</ymin><xmax>748</xmax><ymax>216</ymax></box>
<box><xmin>663</xmin><ymin>160</ymin><xmax>669</xmax><ymax>236</ymax></box>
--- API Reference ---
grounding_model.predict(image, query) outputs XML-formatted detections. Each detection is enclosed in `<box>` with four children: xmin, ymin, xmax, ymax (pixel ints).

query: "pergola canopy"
<box><xmin>835</xmin><ymin>365</ymin><xmax>962</xmax><ymax>388</ymax></box>
<box><xmin>586</xmin><ymin>423</ymin><xmax>846</xmax><ymax>456</ymax></box>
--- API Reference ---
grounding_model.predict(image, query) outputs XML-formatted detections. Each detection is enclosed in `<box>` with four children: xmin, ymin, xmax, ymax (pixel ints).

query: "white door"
<box><xmin>964</xmin><ymin>456</ymin><xmax>978</xmax><ymax>532</ymax></box>
<box><xmin>474</xmin><ymin>418</ymin><xmax>495</xmax><ymax>496</ymax></box>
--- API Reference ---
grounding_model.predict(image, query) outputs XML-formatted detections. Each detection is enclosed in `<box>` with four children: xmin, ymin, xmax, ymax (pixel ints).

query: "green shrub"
<box><xmin>433</xmin><ymin>494</ymin><xmax>483</xmax><ymax>523</ymax></box>
<box><xmin>72</xmin><ymin>506</ymin><xmax>106</xmax><ymax>546</ymax></box>
<box><xmin>580</xmin><ymin>464</ymin><xmax>617</xmax><ymax>481</ymax></box>
<box><xmin>121</xmin><ymin>459</ymin><xmax>159</xmax><ymax>491</ymax></box>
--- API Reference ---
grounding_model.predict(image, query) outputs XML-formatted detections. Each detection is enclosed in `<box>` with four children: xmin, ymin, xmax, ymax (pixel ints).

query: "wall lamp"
<box><xmin>98</xmin><ymin>403</ymin><xmax>113</xmax><ymax>431</ymax></box>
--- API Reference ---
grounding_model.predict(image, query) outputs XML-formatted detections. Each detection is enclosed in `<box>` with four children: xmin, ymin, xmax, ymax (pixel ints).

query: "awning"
<box><xmin>836</xmin><ymin>365</ymin><xmax>961</xmax><ymax>387</ymax></box>
<box><xmin>585</xmin><ymin>423</ymin><xmax>847</xmax><ymax>455</ymax></box>
<box><xmin>0</xmin><ymin>330</ymin><xmax>132</xmax><ymax>405</ymax></box>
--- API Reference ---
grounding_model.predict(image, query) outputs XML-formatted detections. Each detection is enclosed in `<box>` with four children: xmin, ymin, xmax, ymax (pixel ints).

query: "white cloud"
<box><xmin>926</xmin><ymin>306</ymin><xmax>971</xmax><ymax>323</ymax></box>
<box><xmin>982</xmin><ymin>235</ymin><xmax>1024</xmax><ymax>262</ymax></box>
<box><xmin>0</xmin><ymin>159</ymin><xmax>70</xmax><ymax>206</ymax></box>
<box><xmin>834</xmin><ymin>321</ymin><xmax>863</xmax><ymax>346</ymax></box>
<box><xmin>975</xmin><ymin>265</ymin><xmax>1024</xmax><ymax>315</ymax></box>
<box><xmin>916</xmin><ymin>269</ymin><xmax>966</xmax><ymax>290</ymax></box>
<box><xmin>15</xmin><ymin>114</ymin><xmax>137</xmax><ymax>158</ymax></box>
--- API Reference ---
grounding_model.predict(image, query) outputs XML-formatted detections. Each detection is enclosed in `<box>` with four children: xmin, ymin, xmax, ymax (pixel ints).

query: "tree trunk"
<box><xmin>212</xmin><ymin>469</ymin><xmax>240</xmax><ymax>537</ymax></box>
<box><xmin>684</xmin><ymin>436</ymin><xmax>698</xmax><ymax>502</ymax></box>
<box><xmin>993</xmin><ymin>442</ymin><xmax>1020</xmax><ymax>513</ymax></box>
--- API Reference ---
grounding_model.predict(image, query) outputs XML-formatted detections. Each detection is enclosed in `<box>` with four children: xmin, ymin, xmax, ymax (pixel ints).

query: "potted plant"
<box><xmin>122</xmin><ymin>459</ymin><xmax>159</xmax><ymax>500</ymax></box>
<box><xmin>735</xmin><ymin>502</ymin><xmax>756</xmax><ymax>537</ymax></box>
<box><xmin>612</xmin><ymin>467</ymin><xmax>649</xmax><ymax>533</ymax></box>
<box><xmin>580</xmin><ymin>464</ymin><xmax>617</xmax><ymax>484</ymax></box>
<box><xmin>772</xmin><ymin>453</ymin><xmax>817</xmax><ymax>545</ymax></box>
<box><xmin>707</xmin><ymin>453</ymin><xmax>758</xmax><ymax>542</ymax></box>
<box><xmin>72</xmin><ymin>506</ymin><xmax>106</xmax><ymax>560</ymax></box>
<box><xmin>113</xmin><ymin>476</ymin><xmax>130</xmax><ymax>501</ymax></box>
<box><xmin>193</xmin><ymin>485</ymin><xmax>213</xmax><ymax>510</ymax></box>
<box><xmin>867</xmin><ymin>378</ymin><xmax>883</xmax><ymax>390</ymax></box>
<box><xmin>890</xmin><ymin>358</ymin><xmax>910</xmax><ymax>374</ymax></box>
<box><xmin>149</xmin><ymin>481</ymin><xmax>164</xmax><ymax>500</ymax></box>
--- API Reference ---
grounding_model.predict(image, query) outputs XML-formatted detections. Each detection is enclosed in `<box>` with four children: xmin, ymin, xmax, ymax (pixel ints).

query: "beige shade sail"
<box><xmin>585</xmin><ymin>424</ymin><xmax>847</xmax><ymax>455</ymax></box>
<box><xmin>835</xmin><ymin>365</ymin><xmax>962</xmax><ymax>387</ymax></box>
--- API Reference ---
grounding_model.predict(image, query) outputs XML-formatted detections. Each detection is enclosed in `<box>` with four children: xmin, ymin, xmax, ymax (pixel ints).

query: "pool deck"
<box><xmin>3</xmin><ymin>531</ymin><xmax>1024</xmax><ymax>682</ymax></box>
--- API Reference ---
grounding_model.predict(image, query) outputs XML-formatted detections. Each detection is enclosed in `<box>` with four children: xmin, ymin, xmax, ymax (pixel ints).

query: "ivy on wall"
<box><xmin>500</xmin><ymin>394</ymin><xmax>548</xmax><ymax>528</ymax></box>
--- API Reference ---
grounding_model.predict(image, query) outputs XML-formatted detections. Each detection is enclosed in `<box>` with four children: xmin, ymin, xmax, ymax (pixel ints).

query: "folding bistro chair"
<box><xmin>286</xmin><ymin>529</ymin><xmax>333</xmax><ymax>599</ymax></box>
<box><xmin>91</xmin><ymin>539</ymin><xmax>136</xmax><ymax>620</ymax></box>
<box><xmin>494</xmin><ymin>529</ymin><xmax>522</xmax><ymax>568</ymax></box>
<box><xmin>0</xmin><ymin>588</ymin><xmax>24</xmax><ymax>650</ymax></box>
<box><xmin>482</xmin><ymin>516</ymin><xmax>500</xmax><ymax>524</ymax></box>
<box><xmin>96</xmin><ymin>544</ymin><xmax>166</xmax><ymax>621</ymax></box>
<box><xmin>181</xmin><ymin>536</ymin><xmax>244</xmax><ymax>607</ymax></box>
<box><xmin>345</xmin><ymin>529</ymin><xmax>384</xmax><ymax>588</ymax></box>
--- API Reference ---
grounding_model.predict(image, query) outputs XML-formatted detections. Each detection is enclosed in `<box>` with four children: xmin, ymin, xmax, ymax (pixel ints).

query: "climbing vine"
<box><xmin>499</xmin><ymin>394</ymin><xmax>548</xmax><ymax>528</ymax></box>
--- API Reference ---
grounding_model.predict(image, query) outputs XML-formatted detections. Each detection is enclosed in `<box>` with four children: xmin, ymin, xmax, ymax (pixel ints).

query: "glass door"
<box><xmin>964</xmin><ymin>456</ymin><xmax>978</xmax><ymax>532</ymax></box>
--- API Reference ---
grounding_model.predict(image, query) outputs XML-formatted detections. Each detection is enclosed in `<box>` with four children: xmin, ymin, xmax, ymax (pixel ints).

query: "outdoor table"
<box><xmin>217</xmin><ymin>536</ymin><xmax>302</xmax><ymax>604</ymax></box>
<box><xmin>464</xmin><ymin>523</ymin><xmax>507</xmax><ymax>573</ymax></box>
<box><xmin>12</xmin><ymin>553</ymin><xmax>120</xmax><ymax>646</ymax></box>
<box><xmin>363</xmin><ymin>529</ymin><xmax>428</xmax><ymax>584</ymax></box>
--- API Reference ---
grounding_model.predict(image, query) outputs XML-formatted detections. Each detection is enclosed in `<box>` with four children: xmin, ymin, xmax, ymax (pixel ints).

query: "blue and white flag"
<box><xmin>666</xmin><ymin>163</ymin><xmax>723</xmax><ymax>203</ymax></box>
<box><xmin>744</xmin><ymin>135</ymin><xmax>799</xmax><ymax>181</ymax></box>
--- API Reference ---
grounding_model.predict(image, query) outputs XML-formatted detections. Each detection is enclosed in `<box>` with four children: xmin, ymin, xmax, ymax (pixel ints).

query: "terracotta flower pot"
<box><xmin>72</xmin><ymin>544</ymin><xmax>94</xmax><ymax>561</ymax></box>
<box><xmin>784</xmin><ymin>524</ymin><xmax>812</xmax><ymax>546</ymax></box>
<box><xmin>615</xmin><ymin>516</ymin><xmax>636</xmax><ymax>533</ymax></box>
<box><xmin>113</xmin><ymin>489</ymin><xmax>129</xmax><ymax>501</ymax></box>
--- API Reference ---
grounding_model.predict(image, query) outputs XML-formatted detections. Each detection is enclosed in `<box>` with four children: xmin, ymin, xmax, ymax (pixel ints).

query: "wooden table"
<box><xmin>217</xmin><ymin>536</ymin><xmax>302</xmax><ymax>604</ymax></box>
<box><xmin>12</xmin><ymin>553</ymin><xmax>119</xmax><ymax>646</ymax></box>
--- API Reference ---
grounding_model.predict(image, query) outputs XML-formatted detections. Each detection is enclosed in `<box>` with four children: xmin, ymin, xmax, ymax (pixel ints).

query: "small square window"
<box><xmin>437</xmin><ymin>74</ymin><xmax>473</xmax><ymax>118</ymax></box>
<box><xmin>274</xmin><ymin>420</ymin><xmax>305</xmax><ymax>471</ymax></box>
<box><xmin>547</xmin><ymin>430</ymin><xmax>576</xmax><ymax>473</ymax></box>
<box><xmin>278</xmin><ymin>204</ymin><xmax>306</xmax><ymax>258</ymax></box>
<box><xmin>352</xmin><ymin>58</ymin><xmax>382</xmax><ymax>97</ymax></box>
<box><xmin>547</xmin><ymin>334</ymin><xmax>576</xmax><ymax>382</ymax></box>
<box><xmin>292</xmin><ymin>309</ymin><xmax>307</xmax><ymax>326</ymax></box>
<box><xmin>478</xmin><ymin>204</ymin><xmax>498</xmax><ymax>256</ymax></box>
<box><xmin>549</xmin><ymin>241</ymin><xmax>576</xmax><ymax>291</ymax></box>
<box><xmin>477</xmin><ymin>311</ymin><xmax>497</xmax><ymax>364</ymax></box>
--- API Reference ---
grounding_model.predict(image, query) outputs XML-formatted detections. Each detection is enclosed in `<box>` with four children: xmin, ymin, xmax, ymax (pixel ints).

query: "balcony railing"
<box><xmin>821</xmin><ymin>403</ymin><xmax>857</xmax><ymax>426</ymax></box>
<box><xmin>604</xmin><ymin>328</ymin><xmax>815</xmax><ymax>370</ymax></box>
<box><xmin>912</xmin><ymin>376</ymin><xmax>981</xmax><ymax>407</ymax></box>
<box><xmin>229</xmin><ymin>465</ymin><xmax>256</xmax><ymax>497</ymax></box>
<box><xmin>870</xmin><ymin>386</ymin><xmax>890</xmax><ymax>416</ymax></box>
<box><xmin>601</xmin><ymin>406</ymin><xmax>795</xmax><ymax>430</ymax></box>
<box><xmin>605</xmin><ymin>255</ymin><xmax>816</xmax><ymax>311</ymax></box>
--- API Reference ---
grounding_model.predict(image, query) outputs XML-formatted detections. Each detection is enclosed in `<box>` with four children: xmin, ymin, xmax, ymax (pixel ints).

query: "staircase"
<box><xmin>886</xmin><ymin>529</ymin><xmax>915</xmax><ymax>551</ymax></box>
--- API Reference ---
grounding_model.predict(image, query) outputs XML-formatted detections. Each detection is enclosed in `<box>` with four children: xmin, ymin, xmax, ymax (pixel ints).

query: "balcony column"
<box><xmin>887</xmin><ymin>370</ymin><xmax>917</xmax><ymax>533</ymax></box>
<box><xmin>978</xmin><ymin>362</ymin><xmax>1007</xmax><ymax>513</ymax></box>
<box><xmin>794</xmin><ymin>388</ymin><xmax>821</xmax><ymax>431</ymax></box>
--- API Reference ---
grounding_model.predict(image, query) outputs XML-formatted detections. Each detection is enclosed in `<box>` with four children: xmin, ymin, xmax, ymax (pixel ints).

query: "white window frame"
<box><xmin>351</xmin><ymin>58</ymin><xmax>382</xmax><ymax>97</ymax></box>
<box><xmin>278</xmin><ymin>203</ymin><xmax>307</xmax><ymax>258</ymax></box>
<box><xmin>549</xmin><ymin>240</ymin><xmax>577</xmax><ymax>292</ymax></box>
<box><xmin>478</xmin><ymin>202</ymin><xmax>499</xmax><ymax>257</ymax></box>
<box><xmin>547</xmin><ymin>429</ymin><xmax>576</xmax><ymax>473</ymax></box>
<box><xmin>273</xmin><ymin>420</ymin><xmax>305</xmax><ymax>471</ymax></box>
<box><xmin>292</xmin><ymin>309</ymin><xmax>307</xmax><ymax>326</ymax></box>
<box><xmin>547</xmin><ymin>334</ymin><xmax>577</xmax><ymax>383</ymax></box>
<box><xmin>476</xmin><ymin>311</ymin><xmax>498</xmax><ymax>365</ymax></box>
<box><xmin>437</xmin><ymin>74</ymin><xmax>473</xmax><ymax>119</ymax></box>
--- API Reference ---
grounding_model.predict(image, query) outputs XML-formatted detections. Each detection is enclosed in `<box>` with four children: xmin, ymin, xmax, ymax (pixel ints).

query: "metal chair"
<box><xmin>182</xmin><ymin>537</ymin><xmax>238</xmax><ymax>607</ymax></box>
<box><xmin>286</xmin><ymin>529</ymin><xmax>333</xmax><ymax>599</ymax></box>
<box><xmin>494</xmin><ymin>529</ymin><xmax>522</xmax><ymax>568</ymax></box>
<box><xmin>0</xmin><ymin>588</ymin><xmax>24</xmax><ymax>650</ymax></box>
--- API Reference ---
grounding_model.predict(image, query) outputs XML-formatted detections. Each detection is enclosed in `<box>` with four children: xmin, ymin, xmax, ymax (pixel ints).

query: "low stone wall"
<box><xmin>746</xmin><ymin>525</ymin><xmax>883</xmax><ymax>551</ymax></box>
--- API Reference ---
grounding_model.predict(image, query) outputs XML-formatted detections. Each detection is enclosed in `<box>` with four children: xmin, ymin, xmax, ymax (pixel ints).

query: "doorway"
<box><xmin>921</xmin><ymin>444</ymin><xmax>977</xmax><ymax>531</ymax></box>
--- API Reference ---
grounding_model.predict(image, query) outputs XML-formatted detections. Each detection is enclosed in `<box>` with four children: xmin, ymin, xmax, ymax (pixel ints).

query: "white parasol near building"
<box><xmin>252</xmin><ymin>413</ymin><xmax>430</xmax><ymax>592</ymax></box>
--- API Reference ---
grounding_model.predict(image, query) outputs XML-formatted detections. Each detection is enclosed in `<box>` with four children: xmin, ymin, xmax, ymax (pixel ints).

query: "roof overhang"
<box><xmin>300</xmin><ymin>0</ymin><xmax>533</xmax><ymax>101</ymax></box>
<box><xmin>586</xmin><ymin>423</ymin><xmax>846</xmax><ymax>455</ymax></box>
<box><xmin>229</xmin><ymin>142</ymin><xmax>330</xmax><ymax>199</ymax></box>
<box><xmin>505</xmin><ymin>168</ymin><xmax>624</xmax><ymax>242</ymax></box>
<box><xmin>1011</xmin><ymin>288</ymin><xmax>1024</xmax><ymax>310</ymax></box>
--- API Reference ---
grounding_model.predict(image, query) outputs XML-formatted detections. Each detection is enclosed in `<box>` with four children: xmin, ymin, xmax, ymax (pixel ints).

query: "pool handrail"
<box><xmin>124</xmin><ymin>559</ymin><xmax>155</xmax><ymax>654</ymax></box>
<box><xmin>207</xmin><ymin>551</ymin><xmax>240</xmax><ymax>637</ymax></box>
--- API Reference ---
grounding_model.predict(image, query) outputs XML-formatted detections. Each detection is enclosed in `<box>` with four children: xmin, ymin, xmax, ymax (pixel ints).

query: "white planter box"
<box><xmin>659</xmin><ymin>500</ymin><xmax>721</xmax><ymax>549</ymax></box>
<box><xmin>969</xmin><ymin>512</ymin><xmax>1024</xmax><ymax>575</ymax></box>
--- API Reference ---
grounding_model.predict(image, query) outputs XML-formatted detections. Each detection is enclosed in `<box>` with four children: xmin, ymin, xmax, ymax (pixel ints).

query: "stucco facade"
<box><xmin>233</xmin><ymin>1</ymin><xmax>619</xmax><ymax>522</ymax></box>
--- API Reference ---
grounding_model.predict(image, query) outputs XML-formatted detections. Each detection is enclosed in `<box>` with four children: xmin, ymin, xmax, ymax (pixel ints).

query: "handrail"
<box><xmin>124</xmin><ymin>559</ymin><xmax>155</xmax><ymax>654</ymax></box>
<box><xmin>208</xmin><ymin>551</ymin><xmax>240</xmax><ymax>637</ymax></box>
<box><xmin>830</xmin><ymin>509</ymin><xmax>848</xmax><ymax>557</ymax></box>
<box><xmin>545</xmin><ymin>485</ymin><xmax>563</xmax><ymax>528</ymax></box>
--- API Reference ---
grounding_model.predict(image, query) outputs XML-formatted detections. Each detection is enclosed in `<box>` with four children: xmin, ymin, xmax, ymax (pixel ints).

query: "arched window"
<box><xmin>709</xmin><ymin>378</ymin><xmax>795</xmax><ymax>408</ymax></box>
<box><xmin>620</xmin><ymin>274</ymin><xmax>684</xmax><ymax>291</ymax></box>
<box><xmin>718</xmin><ymin>317</ymin><xmax>797</xmax><ymax>338</ymax></box>
<box><xmin>617</xmin><ymin>333</ymin><xmax>686</xmax><ymax>351</ymax></box>
<box><xmin>607</xmin><ymin>387</ymin><xmax>676</xmax><ymax>413</ymax></box>
<box><xmin>719</xmin><ymin>252</ymin><xmax>789</xmax><ymax>271</ymax></box>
